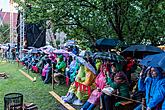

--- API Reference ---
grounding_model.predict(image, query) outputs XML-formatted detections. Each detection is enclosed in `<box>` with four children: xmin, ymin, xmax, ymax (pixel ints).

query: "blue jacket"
<box><xmin>138</xmin><ymin>67</ymin><xmax>163</xmax><ymax>107</ymax></box>
<box><xmin>148</xmin><ymin>78</ymin><xmax>165</xmax><ymax>109</ymax></box>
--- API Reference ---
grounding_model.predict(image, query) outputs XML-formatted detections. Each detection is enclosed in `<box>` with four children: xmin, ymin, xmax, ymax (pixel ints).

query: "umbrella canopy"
<box><xmin>64</xmin><ymin>40</ymin><xmax>76</xmax><ymax>47</ymax></box>
<box><xmin>77</xmin><ymin>56</ymin><xmax>97</xmax><ymax>74</ymax></box>
<box><xmin>79</xmin><ymin>50</ymin><xmax>92</xmax><ymax>58</ymax></box>
<box><xmin>139</xmin><ymin>55</ymin><xmax>155</xmax><ymax>66</ymax></box>
<box><xmin>121</xmin><ymin>45</ymin><xmax>164</xmax><ymax>59</ymax></box>
<box><xmin>96</xmin><ymin>38</ymin><xmax>120</xmax><ymax>48</ymax></box>
<box><xmin>53</xmin><ymin>49</ymin><xmax>76</xmax><ymax>57</ymax></box>
<box><xmin>140</xmin><ymin>52</ymin><xmax>165</xmax><ymax>71</ymax></box>
<box><xmin>31</xmin><ymin>48</ymin><xmax>39</xmax><ymax>54</ymax></box>
<box><xmin>93</xmin><ymin>52</ymin><xmax>125</xmax><ymax>62</ymax></box>
<box><xmin>147</xmin><ymin>53</ymin><xmax>165</xmax><ymax>71</ymax></box>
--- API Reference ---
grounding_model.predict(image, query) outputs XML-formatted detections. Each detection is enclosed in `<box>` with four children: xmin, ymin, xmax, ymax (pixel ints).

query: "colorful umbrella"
<box><xmin>77</xmin><ymin>56</ymin><xmax>97</xmax><ymax>74</ymax></box>
<box><xmin>93</xmin><ymin>52</ymin><xmax>125</xmax><ymax>62</ymax></box>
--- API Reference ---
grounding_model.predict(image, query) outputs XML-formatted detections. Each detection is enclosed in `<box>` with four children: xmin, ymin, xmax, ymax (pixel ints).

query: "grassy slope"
<box><xmin>0</xmin><ymin>62</ymin><xmax>69</xmax><ymax>110</ymax></box>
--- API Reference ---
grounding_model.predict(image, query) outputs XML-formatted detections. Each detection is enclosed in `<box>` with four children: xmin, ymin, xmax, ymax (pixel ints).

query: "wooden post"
<box><xmin>52</xmin><ymin>63</ymin><xmax>54</xmax><ymax>90</ymax></box>
<box><xmin>28</xmin><ymin>62</ymin><xmax>30</xmax><ymax>74</ymax></box>
<box><xmin>142</xmin><ymin>98</ymin><xmax>145</xmax><ymax>110</ymax></box>
<box><xmin>17</xmin><ymin>59</ymin><xmax>19</xmax><ymax>67</ymax></box>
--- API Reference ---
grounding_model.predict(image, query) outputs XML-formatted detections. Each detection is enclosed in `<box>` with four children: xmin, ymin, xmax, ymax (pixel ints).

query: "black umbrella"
<box><xmin>96</xmin><ymin>38</ymin><xmax>120</xmax><ymax>48</ymax></box>
<box><xmin>121</xmin><ymin>45</ymin><xmax>164</xmax><ymax>59</ymax></box>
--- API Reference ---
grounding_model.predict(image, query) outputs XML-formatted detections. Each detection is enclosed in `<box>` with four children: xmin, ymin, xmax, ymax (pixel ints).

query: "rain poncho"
<box><xmin>56</xmin><ymin>55</ymin><xmax>66</xmax><ymax>74</ymax></box>
<box><xmin>138</xmin><ymin>67</ymin><xmax>163</xmax><ymax>107</ymax></box>
<box><xmin>75</xmin><ymin>65</ymin><xmax>86</xmax><ymax>82</ymax></box>
<box><xmin>106</xmin><ymin>71</ymin><xmax>130</xmax><ymax>99</ymax></box>
<box><xmin>95</xmin><ymin>59</ymin><xmax>102</xmax><ymax>71</ymax></box>
<box><xmin>148</xmin><ymin>78</ymin><xmax>165</xmax><ymax>109</ymax></box>
<box><xmin>68</xmin><ymin>67</ymin><xmax>96</xmax><ymax>101</ymax></box>
<box><xmin>87</xmin><ymin>70</ymin><xmax>106</xmax><ymax>105</ymax></box>
<box><xmin>69</xmin><ymin>59</ymin><xmax>79</xmax><ymax>82</ymax></box>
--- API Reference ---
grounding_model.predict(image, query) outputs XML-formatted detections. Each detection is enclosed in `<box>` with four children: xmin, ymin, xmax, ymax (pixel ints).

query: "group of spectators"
<box><xmin>18</xmin><ymin>47</ymin><xmax>165</xmax><ymax>110</ymax></box>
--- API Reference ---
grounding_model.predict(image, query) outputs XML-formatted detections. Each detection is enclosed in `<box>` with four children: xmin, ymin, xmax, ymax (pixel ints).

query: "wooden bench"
<box><xmin>49</xmin><ymin>91</ymin><xmax>76</xmax><ymax>110</ymax></box>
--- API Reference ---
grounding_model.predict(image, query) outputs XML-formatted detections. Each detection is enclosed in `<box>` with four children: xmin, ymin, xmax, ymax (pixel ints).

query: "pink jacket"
<box><xmin>87</xmin><ymin>71</ymin><xmax>106</xmax><ymax>105</ymax></box>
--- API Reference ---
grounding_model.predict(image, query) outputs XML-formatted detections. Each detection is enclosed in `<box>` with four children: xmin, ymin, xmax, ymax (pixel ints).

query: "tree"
<box><xmin>0</xmin><ymin>24</ymin><xmax>10</xmax><ymax>43</ymax></box>
<box><xmin>14</xmin><ymin>0</ymin><xmax>165</xmax><ymax>46</ymax></box>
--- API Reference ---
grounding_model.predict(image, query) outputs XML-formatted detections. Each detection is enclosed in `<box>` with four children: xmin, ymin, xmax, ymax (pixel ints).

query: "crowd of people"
<box><xmin>6</xmin><ymin>45</ymin><xmax>165</xmax><ymax>110</ymax></box>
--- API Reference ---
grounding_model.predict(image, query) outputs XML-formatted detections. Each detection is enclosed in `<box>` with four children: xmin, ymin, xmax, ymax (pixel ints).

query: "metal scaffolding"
<box><xmin>19</xmin><ymin>11</ymin><xmax>25</xmax><ymax>59</ymax></box>
<box><xmin>10</xmin><ymin>0</ymin><xmax>14</xmax><ymax>59</ymax></box>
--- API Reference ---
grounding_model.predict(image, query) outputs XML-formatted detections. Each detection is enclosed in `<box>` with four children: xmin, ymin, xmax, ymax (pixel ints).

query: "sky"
<box><xmin>0</xmin><ymin>0</ymin><xmax>17</xmax><ymax>12</ymax></box>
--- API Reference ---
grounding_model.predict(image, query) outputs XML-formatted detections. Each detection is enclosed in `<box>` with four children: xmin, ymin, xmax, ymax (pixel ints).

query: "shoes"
<box><xmin>61</xmin><ymin>93</ymin><xmax>70</xmax><ymax>100</ymax></box>
<box><xmin>63</xmin><ymin>92</ymin><xmax>75</xmax><ymax>103</ymax></box>
<box><xmin>72</xmin><ymin>99</ymin><xmax>83</xmax><ymax>106</ymax></box>
<box><xmin>61</xmin><ymin>96</ymin><xmax>68</xmax><ymax>100</ymax></box>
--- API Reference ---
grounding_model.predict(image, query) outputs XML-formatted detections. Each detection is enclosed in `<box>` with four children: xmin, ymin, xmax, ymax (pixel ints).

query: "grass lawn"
<box><xmin>0</xmin><ymin>61</ymin><xmax>69</xmax><ymax>110</ymax></box>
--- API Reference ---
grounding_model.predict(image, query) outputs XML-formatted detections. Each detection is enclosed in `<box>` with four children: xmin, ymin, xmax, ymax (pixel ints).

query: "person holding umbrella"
<box><xmin>134</xmin><ymin>67</ymin><xmax>163</xmax><ymax>110</ymax></box>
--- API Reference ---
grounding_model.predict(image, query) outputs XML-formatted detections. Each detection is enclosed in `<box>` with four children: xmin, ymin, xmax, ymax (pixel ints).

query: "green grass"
<box><xmin>0</xmin><ymin>61</ymin><xmax>69</xmax><ymax>110</ymax></box>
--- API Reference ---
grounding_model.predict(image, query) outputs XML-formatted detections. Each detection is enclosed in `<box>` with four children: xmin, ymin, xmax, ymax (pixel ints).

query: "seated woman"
<box><xmin>62</xmin><ymin>65</ymin><xmax>96</xmax><ymax>105</ymax></box>
<box><xmin>101</xmin><ymin>71</ymin><xmax>130</xmax><ymax>110</ymax></box>
<box><xmin>42</xmin><ymin>58</ymin><xmax>52</xmax><ymax>84</ymax></box>
<box><xmin>54</xmin><ymin>55</ymin><xmax>66</xmax><ymax>85</ymax></box>
<box><xmin>147</xmin><ymin>77</ymin><xmax>165</xmax><ymax>110</ymax></box>
<box><xmin>134</xmin><ymin>67</ymin><xmax>163</xmax><ymax>110</ymax></box>
<box><xmin>81</xmin><ymin>64</ymin><xmax>107</xmax><ymax>110</ymax></box>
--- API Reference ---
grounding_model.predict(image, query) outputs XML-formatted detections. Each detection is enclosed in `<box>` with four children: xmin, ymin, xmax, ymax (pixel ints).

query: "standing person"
<box><xmin>6</xmin><ymin>44</ymin><xmax>10</xmax><ymax>59</ymax></box>
<box><xmin>11</xmin><ymin>48</ymin><xmax>16</xmax><ymax>60</ymax></box>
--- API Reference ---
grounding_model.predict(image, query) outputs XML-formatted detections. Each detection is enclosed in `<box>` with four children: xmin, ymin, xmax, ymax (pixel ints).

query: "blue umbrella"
<box><xmin>148</xmin><ymin>53</ymin><xmax>165</xmax><ymax>71</ymax></box>
<box><xmin>140</xmin><ymin>52</ymin><xmax>165</xmax><ymax>71</ymax></box>
<box><xmin>140</xmin><ymin>54</ymin><xmax>156</xmax><ymax>66</ymax></box>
